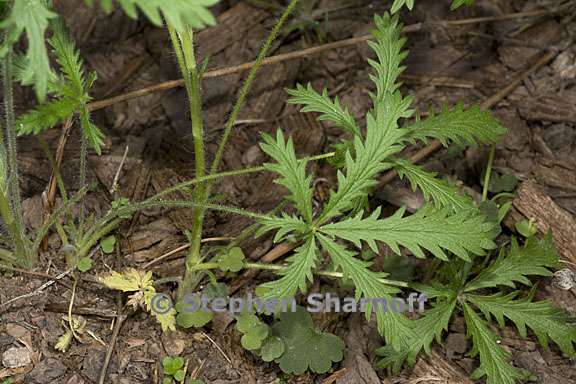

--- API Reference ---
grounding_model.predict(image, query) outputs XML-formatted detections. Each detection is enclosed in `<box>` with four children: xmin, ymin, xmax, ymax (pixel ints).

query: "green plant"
<box><xmin>391</xmin><ymin>0</ymin><xmax>474</xmax><ymax>13</ymax></box>
<box><xmin>162</xmin><ymin>356</ymin><xmax>186</xmax><ymax>384</ymax></box>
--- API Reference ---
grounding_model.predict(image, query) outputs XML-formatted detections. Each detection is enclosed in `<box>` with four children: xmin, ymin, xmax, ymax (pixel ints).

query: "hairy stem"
<box><xmin>78</xmin><ymin>127</ymin><xmax>88</xmax><ymax>237</ymax></box>
<box><xmin>2</xmin><ymin>53</ymin><xmax>31</xmax><ymax>266</ymax></box>
<box><xmin>168</xmin><ymin>25</ymin><xmax>208</xmax><ymax>293</ymax></box>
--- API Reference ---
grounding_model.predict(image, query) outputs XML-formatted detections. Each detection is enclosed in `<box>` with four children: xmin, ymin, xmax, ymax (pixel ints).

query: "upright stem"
<box><xmin>78</xmin><ymin>128</ymin><xmax>88</xmax><ymax>237</ymax></box>
<box><xmin>167</xmin><ymin>26</ymin><xmax>207</xmax><ymax>294</ymax></box>
<box><xmin>2</xmin><ymin>53</ymin><xmax>31</xmax><ymax>266</ymax></box>
<box><xmin>482</xmin><ymin>146</ymin><xmax>495</xmax><ymax>202</ymax></box>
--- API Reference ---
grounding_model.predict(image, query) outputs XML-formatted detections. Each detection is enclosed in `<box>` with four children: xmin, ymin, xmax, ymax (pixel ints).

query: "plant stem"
<box><xmin>207</xmin><ymin>0</ymin><xmax>300</xmax><ymax>182</ymax></box>
<box><xmin>2</xmin><ymin>53</ymin><xmax>31</xmax><ymax>267</ymax></box>
<box><xmin>191</xmin><ymin>261</ymin><xmax>408</xmax><ymax>288</ymax></box>
<box><xmin>168</xmin><ymin>25</ymin><xmax>208</xmax><ymax>294</ymax></box>
<box><xmin>482</xmin><ymin>145</ymin><xmax>495</xmax><ymax>202</ymax></box>
<box><xmin>78</xmin><ymin>128</ymin><xmax>88</xmax><ymax>237</ymax></box>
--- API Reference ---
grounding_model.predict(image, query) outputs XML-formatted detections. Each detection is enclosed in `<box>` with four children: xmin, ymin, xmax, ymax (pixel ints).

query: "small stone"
<box><xmin>445</xmin><ymin>333</ymin><xmax>468</xmax><ymax>359</ymax></box>
<box><xmin>2</xmin><ymin>346</ymin><xmax>31</xmax><ymax>368</ymax></box>
<box><xmin>162</xmin><ymin>330</ymin><xmax>188</xmax><ymax>356</ymax></box>
<box><xmin>242</xmin><ymin>145</ymin><xmax>262</xmax><ymax>165</ymax></box>
<box><xmin>552</xmin><ymin>268</ymin><xmax>576</xmax><ymax>290</ymax></box>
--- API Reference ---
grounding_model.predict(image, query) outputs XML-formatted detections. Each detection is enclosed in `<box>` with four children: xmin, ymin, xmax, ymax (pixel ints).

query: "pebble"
<box><xmin>2</xmin><ymin>346</ymin><xmax>31</xmax><ymax>368</ymax></box>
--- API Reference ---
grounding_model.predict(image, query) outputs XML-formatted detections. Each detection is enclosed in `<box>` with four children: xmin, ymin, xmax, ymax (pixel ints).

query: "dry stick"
<box><xmin>229</xmin><ymin>49</ymin><xmax>559</xmax><ymax>293</ymax></box>
<box><xmin>41</xmin><ymin>118</ymin><xmax>74</xmax><ymax>250</ymax></box>
<box><xmin>0</xmin><ymin>268</ymin><xmax>74</xmax><ymax>309</ymax></box>
<box><xmin>98</xmin><ymin>296</ymin><xmax>127</xmax><ymax>384</ymax></box>
<box><xmin>142</xmin><ymin>236</ymin><xmax>233</xmax><ymax>269</ymax></box>
<box><xmin>85</xmin><ymin>9</ymin><xmax>556</xmax><ymax>113</ymax></box>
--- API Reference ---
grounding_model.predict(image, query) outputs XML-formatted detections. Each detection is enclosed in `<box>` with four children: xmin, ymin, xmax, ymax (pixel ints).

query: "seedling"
<box><xmin>162</xmin><ymin>356</ymin><xmax>186</xmax><ymax>384</ymax></box>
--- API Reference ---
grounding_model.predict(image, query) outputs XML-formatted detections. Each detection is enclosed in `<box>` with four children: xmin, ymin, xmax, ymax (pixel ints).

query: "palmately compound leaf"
<box><xmin>320</xmin><ymin>206</ymin><xmax>496</xmax><ymax>261</ymax></box>
<box><xmin>377</xmin><ymin>296</ymin><xmax>457</xmax><ymax>371</ymax></box>
<box><xmin>316</xmin><ymin>234</ymin><xmax>416</xmax><ymax>350</ymax></box>
<box><xmin>401</xmin><ymin>103</ymin><xmax>506</xmax><ymax>147</ymax></box>
<box><xmin>99</xmin><ymin>268</ymin><xmax>152</xmax><ymax>292</ymax></box>
<box><xmin>467</xmin><ymin>292</ymin><xmax>576</xmax><ymax>356</ymax></box>
<box><xmin>462</xmin><ymin>303</ymin><xmax>523</xmax><ymax>384</ymax></box>
<box><xmin>464</xmin><ymin>233</ymin><xmax>560</xmax><ymax>292</ymax></box>
<box><xmin>0</xmin><ymin>0</ymin><xmax>57</xmax><ymax>101</ymax></box>
<box><xmin>260</xmin><ymin>131</ymin><xmax>314</xmax><ymax>222</ymax></box>
<box><xmin>257</xmin><ymin>235</ymin><xmax>318</xmax><ymax>299</ymax></box>
<box><xmin>273</xmin><ymin>308</ymin><xmax>344</xmax><ymax>374</ymax></box>
<box><xmin>391</xmin><ymin>158</ymin><xmax>473</xmax><ymax>212</ymax></box>
<box><xmin>85</xmin><ymin>0</ymin><xmax>219</xmax><ymax>31</ymax></box>
<box><xmin>286</xmin><ymin>83</ymin><xmax>360</xmax><ymax>136</ymax></box>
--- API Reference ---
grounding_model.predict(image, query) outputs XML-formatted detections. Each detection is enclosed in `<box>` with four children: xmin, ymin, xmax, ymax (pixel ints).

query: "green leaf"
<box><xmin>100</xmin><ymin>235</ymin><xmax>116</xmax><ymax>254</ymax></box>
<box><xmin>273</xmin><ymin>308</ymin><xmax>344</xmax><ymax>374</ymax></box>
<box><xmin>392</xmin><ymin>158</ymin><xmax>474</xmax><ymax>211</ymax></box>
<box><xmin>377</xmin><ymin>296</ymin><xmax>457</xmax><ymax>371</ymax></box>
<box><xmin>451</xmin><ymin>0</ymin><xmax>474</xmax><ymax>10</ymax></box>
<box><xmin>515</xmin><ymin>219</ymin><xmax>537</xmax><ymax>238</ymax></box>
<box><xmin>87</xmin><ymin>0</ymin><xmax>219</xmax><ymax>31</ymax></box>
<box><xmin>76</xmin><ymin>257</ymin><xmax>93</xmax><ymax>272</ymax></box>
<box><xmin>286</xmin><ymin>83</ymin><xmax>360</xmax><ymax>136</ymax></box>
<box><xmin>489</xmin><ymin>172</ymin><xmax>518</xmax><ymax>193</ymax></box>
<box><xmin>462</xmin><ymin>303</ymin><xmax>523</xmax><ymax>384</ymax></box>
<box><xmin>320</xmin><ymin>206</ymin><xmax>496</xmax><ymax>261</ymax></box>
<box><xmin>175</xmin><ymin>297</ymin><xmax>213</xmax><ymax>328</ymax></box>
<box><xmin>260</xmin><ymin>130</ymin><xmax>314</xmax><ymax>222</ymax></box>
<box><xmin>467</xmin><ymin>292</ymin><xmax>576</xmax><ymax>356</ymax></box>
<box><xmin>162</xmin><ymin>356</ymin><xmax>184</xmax><ymax>375</ymax></box>
<box><xmin>217</xmin><ymin>247</ymin><xmax>245</xmax><ymax>273</ymax></box>
<box><xmin>0</xmin><ymin>0</ymin><xmax>57</xmax><ymax>101</ymax></box>
<box><xmin>257</xmin><ymin>235</ymin><xmax>318</xmax><ymax>299</ymax></box>
<box><xmin>256</xmin><ymin>213</ymin><xmax>309</xmax><ymax>242</ymax></box>
<box><xmin>464</xmin><ymin>233</ymin><xmax>560</xmax><ymax>292</ymax></box>
<box><xmin>260</xmin><ymin>336</ymin><xmax>285</xmax><ymax>362</ymax></box>
<box><xmin>390</xmin><ymin>0</ymin><xmax>414</xmax><ymax>13</ymax></box>
<box><xmin>316</xmin><ymin>234</ymin><xmax>415</xmax><ymax>349</ymax></box>
<box><xmin>173</xmin><ymin>369</ymin><xmax>185</xmax><ymax>382</ymax></box>
<box><xmin>401</xmin><ymin>103</ymin><xmax>506</xmax><ymax>147</ymax></box>
<box><xmin>162</xmin><ymin>378</ymin><xmax>172</xmax><ymax>384</ymax></box>
<box><xmin>236</xmin><ymin>311</ymin><xmax>269</xmax><ymax>351</ymax></box>
<box><xmin>15</xmin><ymin>97</ymin><xmax>79</xmax><ymax>135</ymax></box>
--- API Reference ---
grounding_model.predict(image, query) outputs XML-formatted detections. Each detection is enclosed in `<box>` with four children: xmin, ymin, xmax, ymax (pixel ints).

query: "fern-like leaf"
<box><xmin>256</xmin><ymin>213</ymin><xmax>309</xmax><ymax>242</ymax></box>
<box><xmin>401</xmin><ymin>103</ymin><xmax>506</xmax><ymax>146</ymax></box>
<box><xmin>391</xmin><ymin>158</ymin><xmax>473</xmax><ymax>211</ymax></box>
<box><xmin>85</xmin><ymin>0</ymin><xmax>219</xmax><ymax>31</ymax></box>
<box><xmin>16</xmin><ymin>98</ymin><xmax>78</xmax><ymax>135</ymax></box>
<box><xmin>463</xmin><ymin>303</ymin><xmax>524</xmax><ymax>384</ymax></box>
<box><xmin>258</xmin><ymin>235</ymin><xmax>318</xmax><ymax>299</ymax></box>
<box><xmin>467</xmin><ymin>292</ymin><xmax>576</xmax><ymax>356</ymax></box>
<box><xmin>260</xmin><ymin>131</ymin><xmax>314</xmax><ymax>223</ymax></box>
<box><xmin>464</xmin><ymin>233</ymin><xmax>560</xmax><ymax>292</ymax></box>
<box><xmin>316</xmin><ymin>234</ymin><xmax>415</xmax><ymax>349</ymax></box>
<box><xmin>286</xmin><ymin>83</ymin><xmax>360</xmax><ymax>136</ymax></box>
<box><xmin>320</xmin><ymin>206</ymin><xmax>495</xmax><ymax>261</ymax></box>
<box><xmin>0</xmin><ymin>0</ymin><xmax>57</xmax><ymax>101</ymax></box>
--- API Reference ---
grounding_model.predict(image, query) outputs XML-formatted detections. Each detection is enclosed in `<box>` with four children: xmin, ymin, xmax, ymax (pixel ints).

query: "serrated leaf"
<box><xmin>100</xmin><ymin>235</ymin><xmax>116</xmax><ymax>254</ymax></box>
<box><xmin>273</xmin><ymin>308</ymin><xmax>344</xmax><ymax>374</ymax></box>
<box><xmin>316</xmin><ymin>234</ymin><xmax>415</xmax><ymax>350</ymax></box>
<box><xmin>401</xmin><ymin>103</ymin><xmax>506</xmax><ymax>147</ymax></box>
<box><xmin>320</xmin><ymin>206</ymin><xmax>496</xmax><ymax>261</ymax></box>
<box><xmin>260</xmin><ymin>130</ymin><xmax>314</xmax><ymax>222</ymax></box>
<box><xmin>464</xmin><ymin>233</ymin><xmax>560</xmax><ymax>292</ymax></box>
<box><xmin>451</xmin><ymin>0</ymin><xmax>474</xmax><ymax>10</ymax></box>
<box><xmin>218</xmin><ymin>247</ymin><xmax>245</xmax><ymax>272</ymax></box>
<box><xmin>392</xmin><ymin>158</ymin><xmax>473</xmax><ymax>211</ymax></box>
<box><xmin>462</xmin><ymin>303</ymin><xmax>523</xmax><ymax>384</ymax></box>
<box><xmin>257</xmin><ymin>235</ymin><xmax>318</xmax><ymax>299</ymax></box>
<box><xmin>376</xmin><ymin>296</ymin><xmax>456</xmax><ymax>371</ymax></box>
<box><xmin>467</xmin><ymin>292</ymin><xmax>576</xmax><ymax>356</ymax></box>
<box><xmin>256</xmin><ymin>213</ymin><xmax>309</xmax><ymax>242</ymax></box>
<box><xmin>0</xmin><ymin>0</ymin><xmax>57</xmax><ymax>101</ymax></box>
<box><xmin>286</xmin><ymin>83</ymin><xmax>360</xmax><ymax>136</ymax></box>
<box><xmin>87</xmin><ymin>0</ymin><xmax>219</xmax><ymax>31</ymax></box>
<box><xmin>99</xmin><ymin>268</ymin><xmax>153</xmax><ymax>292</ymax></box>
<box><xmin>55</xmin><ymin>330</ymin><xmax>73</xmax><ymax>352</ymax></box>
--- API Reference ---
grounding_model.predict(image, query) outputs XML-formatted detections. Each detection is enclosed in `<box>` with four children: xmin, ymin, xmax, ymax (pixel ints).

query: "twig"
<box><xmin>110</xmin><ymin>145</ymin><xmax>130</xmax><ymax>196</ymax></box>
<box><xmin>98</xmin><ymin>296</ymin><xmax>127</xmax><ymax>384</ymax></box>
<box><xmin>200</xmin><ymin>331</ymin><xmax>232</xmax><ymax>365</ymax></box>
<box><xmin>85</xmin><ymin>9</ymin><xmax>556</xmax><ymax>112</ymax></box>
<box><xmin>0</xmin><ymin>268</ymin><xmax>74</xmax><ymax>309</ymax></box>
<box><xmin>142</xmin><ymin>237</ymin><xmax>233</xmax><ymax>269</ymax></box>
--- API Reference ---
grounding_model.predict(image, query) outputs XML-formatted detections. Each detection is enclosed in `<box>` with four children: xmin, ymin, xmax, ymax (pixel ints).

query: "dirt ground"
<box><xmin>1</xmin><ymin>0</ymin><xmax>576</xmax><ymax>383</ymax></box>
